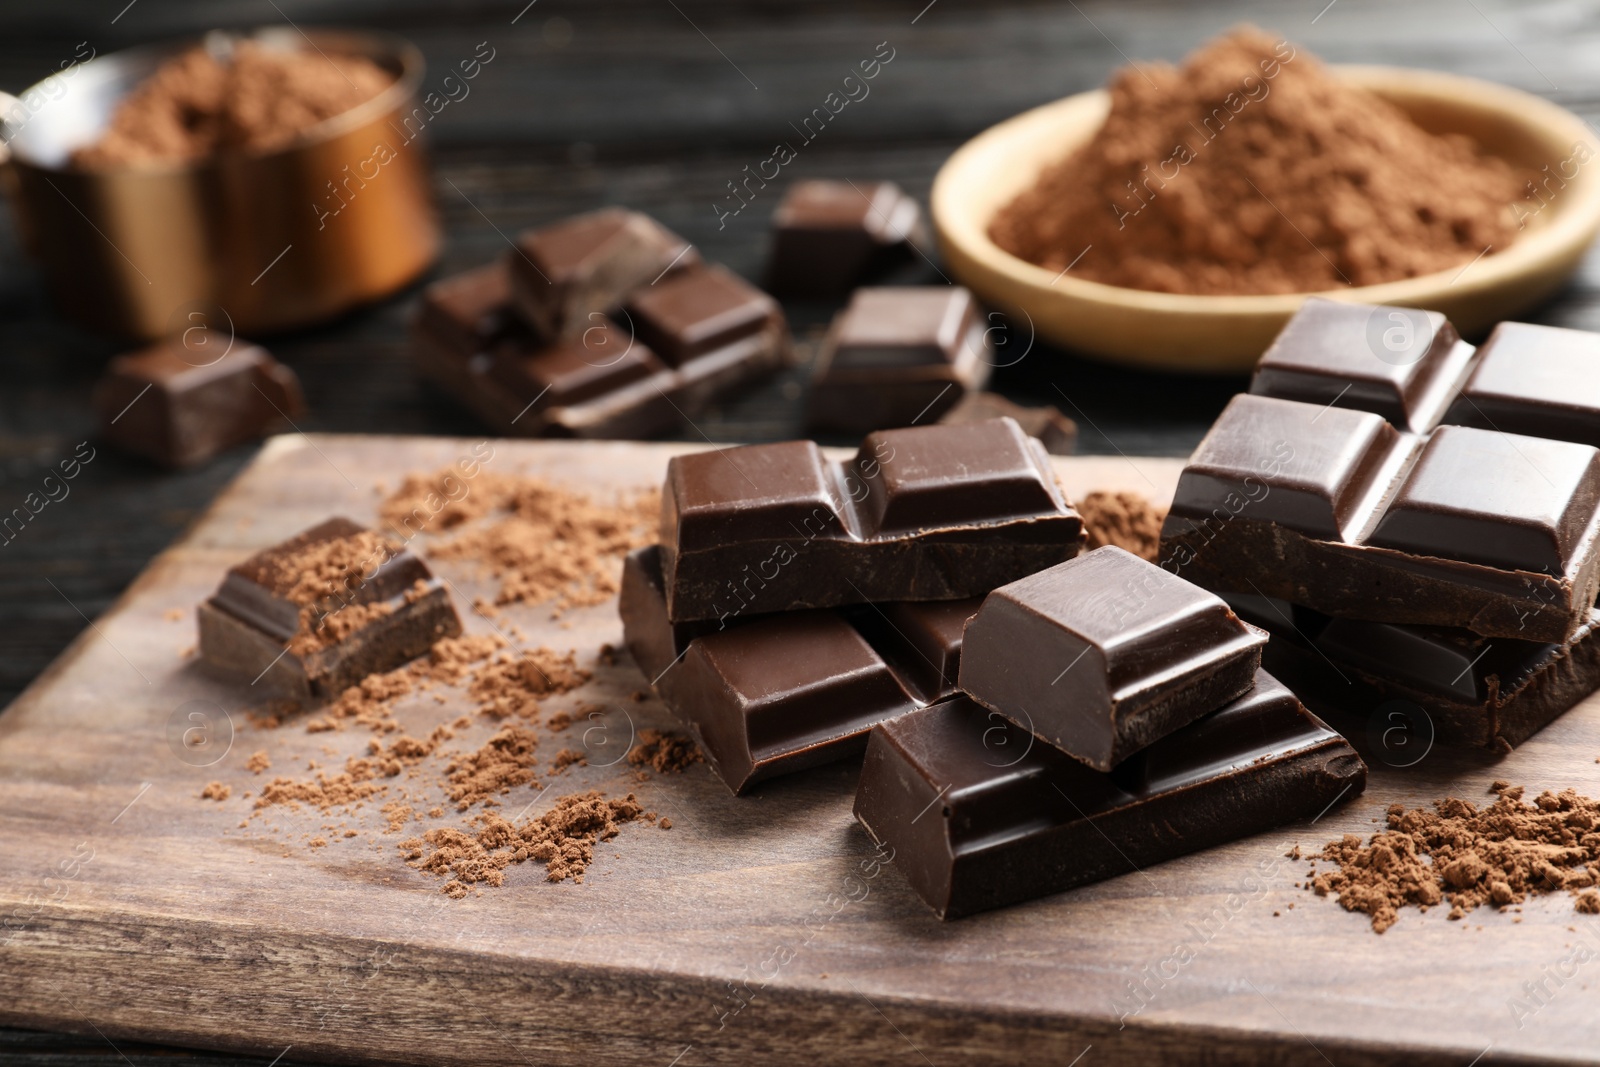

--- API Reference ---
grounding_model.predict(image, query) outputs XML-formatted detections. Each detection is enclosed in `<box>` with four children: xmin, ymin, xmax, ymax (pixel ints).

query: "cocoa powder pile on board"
<box><xmin>1312</xmin><ymin>781</ymin><xmax>1600</xmax><ymax>933</ymax></box>
<box><xmin>380</xmin><ymin>470</ymin><xmax>657</xmax><ymax>615</ymax></box>
<box><xmin>1077</xmin><ymin>490</ymin><xmax>1167</xmax><ymax>563</ymax></box>
<box><xmin>74</xmin><ymin>39</ymin><xmax>393</xmax><ymax>168</ymax></box>
<box><xmin>990</xmin><ymin>27</ymin><xmax>1530</xmax><ymax>294</ymax></box>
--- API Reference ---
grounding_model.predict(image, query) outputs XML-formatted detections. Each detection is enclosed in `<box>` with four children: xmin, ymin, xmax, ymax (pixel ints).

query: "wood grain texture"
<box><xmin>2</xmin><ymin>433</ymin><xmax>1599</xmax><ymax>1067</ymax></box>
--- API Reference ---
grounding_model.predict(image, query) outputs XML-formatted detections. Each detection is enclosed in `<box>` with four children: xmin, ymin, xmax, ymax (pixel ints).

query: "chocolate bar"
<box><xmin>620</xmin><ymin>545</ymin><xmax>976</xmax><ymax>793</ymax></box>
<box><xmin>806</xmin><ymin>287</ymin><xmax>992</xmax><ymax>434</ymax></box>
<box><xmin>940</xmin><ymin>391</ymin><xmax>1077</xmax><ymax>455</ymax></box>
<box><xmin>410</xmin><ymin>260</ymin><xmax>788</xmax><ymax>439</ymax></box>
<box><xmin>1441</xmin><ymin>321</ymin><xmax>1600</xmax><ymax>449</ymax></box>
<box><xmin>1226</xmin><ymin>592</ymin><xmax>1600</xmax><ymax>752</ymax></box>
<box><xmin>764</xmin><ymin>180</ymin><xmax>925</xmax><ymax>297</ymax></box>
<box><xmin>854</xmin><ymin>670</ymin><xmax>1367</xmax><ymax>919</ymax></box>
<box><xmin>507</xmin><ymin>207</ymin><xmax>697</xmax><ymax>339</ymax></box>
<box><xmin>1162</xmin><ymin>392</ymin><xmax>1600</xmax><ymax>642</ymax></box>
<box><xmin>659</xmin><ymin>417</ymin><xmax>1085</xmax><ymax>623</ymax></box>
<box><xmin>92</xmin><ymin>333</ymin><xmax>305</xmax><ymax>468</ymax></box>
<box><xmin>197</xmin><ymin>518</ymin><xmax>461</xmax><ymax>699</ymax></box>
<box><xmin>959</xmin><ymin>547</ymin><xmax>1268</xmax><ymax>771</ymax></box>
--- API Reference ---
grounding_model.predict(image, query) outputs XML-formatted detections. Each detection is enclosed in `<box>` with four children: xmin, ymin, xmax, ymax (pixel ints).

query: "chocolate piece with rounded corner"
<box><xmin>1442</xmin><ymin>321</ymin><xmax>1600</xmax><ymax>449</ymax></box>
<box><xmin>764</xmin><ymin>179</ymin><xmax>926</xmax><ymax>297</ymax></box>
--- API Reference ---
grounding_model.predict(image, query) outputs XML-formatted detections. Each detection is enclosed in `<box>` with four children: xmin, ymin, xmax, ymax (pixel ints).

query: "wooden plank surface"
<box><xmin>3</xmin><ymin>432</ymin><xmax>1599</xmax><ymax>1067</ymax></box>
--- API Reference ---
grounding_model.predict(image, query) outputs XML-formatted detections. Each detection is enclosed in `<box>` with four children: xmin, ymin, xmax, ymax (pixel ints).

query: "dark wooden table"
<box><xmin>2</xmin><ymin>0</ymin><xmax>1598</xmax><ymax>1062</ymax></box>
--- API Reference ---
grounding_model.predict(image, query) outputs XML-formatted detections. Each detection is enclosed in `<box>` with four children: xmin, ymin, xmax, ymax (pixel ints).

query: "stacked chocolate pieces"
<box><xmin>620</xmin><ymin>416</ymin><xmax>1085</xmax><ymax>793</ymax></box>
<box><xmin>411</xmin><ymin>207</ymin><xmax>791</xmax><ymax>438</ymax></box>
<box><xmin>1163</xmin><ymin>298</ymin><xmax>1600</xmax><ymax>749</ymax></box>
<box><xmin>853</xmin><ymin>545</ymin><xmax>1367</xmax><ymax>919</ymax></box>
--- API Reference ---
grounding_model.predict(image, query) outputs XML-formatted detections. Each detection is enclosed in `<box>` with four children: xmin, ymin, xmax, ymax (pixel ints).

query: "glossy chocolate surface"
<box><xmin>620</xmin><ymin>545</ymin><xmax>978</xmax><ymax>793</ymax></box>
<box><xmin>93</xmin><ymin>333</ymin><xmax>305</xmax><ymax>469</ymax></box>
<box><xmin>1442</xmin><ymin>321</ymin><xmax>1600</xmax><ymax>448</ymax></box>
<box><xmin>764</xmin><ymin>179</ymin><xmax>924</xmax><ymax>297</ymax></box>
<box><xmin>853</xmin><ymin>671</ymin><xmax>1366</xmax><ymax>919</ymax></box>
<box><xmin>659</xmin><ymin>417</ymin><xmax>1083</xmax><ymax>622</ymax></box>
<box><xmin>622</xmin><ymin>263</ymin><xmax>785</xmax><ymax>367</ymax></box>
<box><xmin>959</xmin><ymin>547</ymin><xmax>1267</xmax><ymax>771</ymax></box>
<box><xmin>940</xmin><ymin>391</ymin><xmax>1077</xmax><ymax>456</ymax></box>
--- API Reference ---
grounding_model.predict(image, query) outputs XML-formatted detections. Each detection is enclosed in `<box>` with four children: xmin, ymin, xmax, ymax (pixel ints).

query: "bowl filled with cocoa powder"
<box><xmin>932</xmin><ymin>27</ymin><xmax>1600</xmax><ymax>371</ymax></box>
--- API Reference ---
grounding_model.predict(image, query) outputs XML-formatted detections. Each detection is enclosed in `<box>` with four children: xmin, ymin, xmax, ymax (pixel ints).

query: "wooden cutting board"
<box><xmin>3</xmin><ymin>433</ymin><xmax>1599</xmax><ymax>1067</ymax></box>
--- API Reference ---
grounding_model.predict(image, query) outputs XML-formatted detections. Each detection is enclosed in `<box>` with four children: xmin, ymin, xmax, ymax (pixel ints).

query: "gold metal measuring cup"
<box><xmin>0</xmin><ymin>27</ymin><xmax>440</xmax><ymax>339</ymax></box>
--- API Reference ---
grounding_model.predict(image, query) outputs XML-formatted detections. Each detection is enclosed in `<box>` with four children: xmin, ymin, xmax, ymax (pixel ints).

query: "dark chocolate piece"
<box><xmin>620</xmin><ymin>545</ymin><xmax>977</xmax><ymax>793</ymax></box>
<box><xmin>507</xmin><ymin>208</ymin><xmax>698</xmax><ymax>339</ymax></box>
<box><xmin>940</xmin><ymin>391</ymin><xmax>1077</xmax><ymax>455</ymax></box>
<box><xmin>1226</xmin><ymin>592</ymin><xmax>1600</xmax><ymax>752</ymax></box>
<box><xmin>1162</xmin><ymin>393</ymin><xmax>1600</xmax><ymax>642</ymax></box>
<box><xmin>960</xmin><ymin>546</ymin><xmax>1268</xmax><ymax>771</ymax></box>
<box><xmin>806</xmin><ymin>287</ymin><xmax>993</xmax><ymax>434</ymax></box>
<box><xmin>764</xmin><ymin>179</ymin><xmax>926</xmax><ymax>297</ymax></box>
<box><xmin>621</xmin><ymin>262</ymin><xmax>788</xmax><ymax>366</ymax></box>
<box><xmin>410</xmin><ymin>260</ymin><xmax>786</xmax><ymax>439</ymax></box>
<box><xmin>1441</xmin><ymin>321</ymin><xmax>1600</xmax><ymax>449</ymax></box>
<box><xmin>854</xmin><ymin>670</ymin><xmax>1367</xmax><ymax>919</ymax></box>
<box><xmin>92</xmin><ymin>333</ymin><xmax>305</xmax><ymax>468</ymax></box>
<box><xmin>659</xmin><ymin>417</ymin><xmax>1085</xmax><ymax>622</ymax></box>
<box><xmin>1249</xmin><ymin>297</ymin><xmax>1476</xmax><ymax>433</ymax></box>
<box><xmin>197</xmin><ymin>518</ymin><xmax>462</xmax><ymax>699</ymax></box>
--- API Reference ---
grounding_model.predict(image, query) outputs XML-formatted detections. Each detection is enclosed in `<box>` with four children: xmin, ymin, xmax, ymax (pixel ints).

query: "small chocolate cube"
<box><xmin>765</xmin><ymin>180</ymin><xmax>926</xmax><ymax>297</ymax></box>
<box><xmin>93</xmin><ymin>333</ymin><xmax>305</xmax><ymax>468</ymax></box>
<box><xmin>197</xmin><ymin>517</ymin><xmax>462</xmax><ymax>699</ymax></box>
<box><xmin>507</xmin><ymin>208</ymin><xmax>698</xmax><ymax>340</ymax></box>
<box><xmin>940</xmin><ymin>392</ymin><xmax>1077</xmax><ymax>455</ymax></box>
<box><xmin>807</xmin><ymin>287</ymin><xmax>991</xmax><ymax>434</ymax></box>
<box><xmin>623</xmin><ymin>262</ymin><xmax>788</xmax><ymax>367</ymax></box>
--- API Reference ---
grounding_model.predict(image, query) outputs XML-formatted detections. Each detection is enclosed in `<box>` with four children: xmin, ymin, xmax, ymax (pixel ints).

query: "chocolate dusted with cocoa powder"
<box><xmin>93</xmin><ymin>333</ymin><xmax>305</xmax><ymax>468</ymax></box>
<box><xmin>658</xmin><ymin>418</ymin><xmax>1084</xmax><ymax>623</ymax></box>
<box><xmin>197</xmin><ymin>517</ymin><xmax>462</xmax><ymax>698</ymax></box>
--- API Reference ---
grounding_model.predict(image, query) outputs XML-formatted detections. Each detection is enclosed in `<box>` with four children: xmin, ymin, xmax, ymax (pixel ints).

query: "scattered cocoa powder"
<box><xmin>400</xmin><ymin>790</ymin><xmax>645</xmax><ymax>893</ymax></box>
<box><xmin>444</xmin><ymin>724</ymin><xmax>542</xmax><ymax>809</ymax></box>
<box><xmin>550</xmin><ymin>748</ymin><xmax>587</xmax><ymax>774</ymax></box>
<box><xmin>380</xmin><ymin>470</ymin><xmax>657</xmax><ymax>614</ymax></box>
<box><xmin>200</xmin><ymin>781</ymin><xmax>231</xmax><ymax>801</ymax></box>
<box><xmin>990</xmin><ymin>28</ymin><xmax>1530</xmax><ymax>295</ymax></box>
<box><xmin>381</xmin><ymin>801</ymin><xmax>417</xmax><ymax>834</ymax></box>
<box><xmin>245</xmin><ymin>751</ymin><xmax>271</xmax><ymax>774</ymax></box>
<box><xmin>467</xmin><ymin>646</ymin><xmax>592</xmax><ymax>720</ymax></box>
<box><xmin>1311</xmin><ymin>781</ymin><xmax>1600</xmax><ymax>933</ymax></box>
<box><xmin>73</xmin><ymin>39</ymin><xmax>394</xmax><ymax>168</ymax></box>
<box><xmin>1077</xmin><ymin>490</ymin><xmax>1167</xmax><ymax>562</ymax></box>
<box><xmin>627</xmin><ymin>729</ymin><xmax>704</xmax><ymax>775</ymax></box>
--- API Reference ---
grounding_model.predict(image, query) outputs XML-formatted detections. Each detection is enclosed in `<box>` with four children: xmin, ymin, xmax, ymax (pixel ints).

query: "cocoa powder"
<box><xmin>1077</xmin><ymin>490</ymin><xmax>1166</xmax><ymax>563</ymax></box>
<box><xmin>991</xmin><ymin>28</ymin><xmax>1530</xmax><ymax>294</ymax></box>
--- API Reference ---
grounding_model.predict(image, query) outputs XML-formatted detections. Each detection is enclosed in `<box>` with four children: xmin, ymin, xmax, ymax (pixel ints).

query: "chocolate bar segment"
<box><xmin>1227</xmin><ymin>593</ymin><xmax>1600</xmax><ymax>752</ymax></box>
<box><xmin>854</xmin><ymin>671</ymin><xmax>1367</xmax><ymax>919</ymax></box>
<box><xmin>414</xmin><ymin>261</ymin><xmax>527</xmax><ymax>357</ymax></box>
<box><xmin>764</xmin><ymin>179</ymin><xmax>925</xmax><ymax>297</ymax></box>
<box><xmin>659</xmin><ymin>418</ymin><xmax>1084</xmax><ymax>622</ymax></box>
<box><xmin>622</xmin><ymin>262</ymin><xmax>786</xmax><ymax>367</ymax></box>
<box><xmin>1441</xmin><ymin>322</ymin><xmax>1600</xmax><ymax>449</ymax></box>
<box><xmin>1249</xmin><ymin>297</ymin><xmax>1476</xmax><ymax>433</ymax></box>
<box><xmin>940</xmin><ymin>392</ymin><xmax>1077</xmax><ymax>456</ymax></box>
<box><xmin>959</xmin><ymin>547</ymin><xmax>1268</xmax><ymax>771</ymax></box>
<box><xmin>93</xmin><ymin>333</ymin><xmax>305</xmax><ymax>468</ymax></box>
<box><xmin>508</xmin><ymin>208</ymin><xmax>697</xmax><ymax>339</ymax></box>
<box><xmin>807</xmin><ymin>287</ymin><xmax>992</xmax><ymax>434</ymax></box>
<box><xmin>620</xmin><ymin>546</ymin><xmax>976</xmax><ymax>793</ymax></box>
<box><xmin>197</xmin><ymin>518</ymin><xmax>462</xmax><ymax>699</ymax></box>
<box><xmin>1163</xmin><ymin>393</ymin><xmax>1600</xmax><ymax>641</ymax></box>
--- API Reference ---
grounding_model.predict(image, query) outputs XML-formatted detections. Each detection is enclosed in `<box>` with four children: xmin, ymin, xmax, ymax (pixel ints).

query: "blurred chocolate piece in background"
<box><xmin>941</xmin><ymin>391</ymin><xmax>1077</xmax><ymax>455</ymax></box>
<box><xmin>765</xmin><ymin>180</ymin><xmax>926</xmax><ymax>297</ymax></box>
<box><xmin>93</xmin><ymin>332</ymin><xmax>305</xmax><ymax>468</ymax></box>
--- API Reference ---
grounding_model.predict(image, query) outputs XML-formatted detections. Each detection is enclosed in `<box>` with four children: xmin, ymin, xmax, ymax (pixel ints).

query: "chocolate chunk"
<box><xmin>620</xmin><ymin>546</ymin><xmax>976</xmax><ymax>793</ymax></box>
<box><xmin>659</xmin><ymin>418</ymin><xmax>1084</xmax><ymax>622</ymax></box>
<box><xmin>507</xmin><ymin>207</ymin><xmax>697</xmax><ymax>339</ymax></box>
<box><xmin>853</xmin><ymin>670</ymin><xmax>1366</xmax><ymax>919</ymax></box>
<box><xmin>92</xmin><ymin>333</ymin><xmax>305</xmax><ymax>468</ymax></box>
<box><xmin>1441</xmin><ymin>321</ymin><xmax>1600</xmax><ymax>448</ymax></box>
<box><xmin>196</xmin><ymin>518</ymin><xmax>462</xmax><ymax>699</ymax></box>
<box><xmin>764</xmin><ymin>179</ymin><xmax>926</xmax><ymax>297</ymax></box>
<box><xmin>940</xmin><ymin>391</ymin><xmax>1077</xmax><ymax>455</ymax></box>
<box><xmin>621</xmin><ymin>262</ymin><xmax>787</xmax><ymax>367</ymax></box>
<box><xmin>1228</xmin><ymin>592</ymin><xmax>1600</xmax><ymax>752</ymax></box>
<box><xmin>1163</xmin><ymin>393</ymin><xmax>1600</xmax><ymax>641</ymax></box>
<box><xmin>413</xmin><ymin>261</ymin><xmax>527</xmax><ymax>358</ymax></box>
<box><xmin>959</xmin><ymin>547</ymin><xmax>1267</xmax><ymax>770</ymax></box>
<box><xmin>806</xmin><ymin>287</ymin><xmax>993</xmax><ymax>434</ymax></box>
<box><xmin>1249</xmin><ymin>297</ymin><xmax>1476</xmax><ymax>432</ymax></box>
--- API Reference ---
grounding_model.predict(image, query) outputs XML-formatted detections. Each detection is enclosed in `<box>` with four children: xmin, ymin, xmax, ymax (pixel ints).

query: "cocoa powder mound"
<box><xmin>1312</xmin><ymin>781</ymin><xmax>1600</xmax><ymax>933</ymax></box>
<box><xmin>628</xmin><ymin>729</ymin><xmax>704</xmax><ymax>774</ymax></box>
<box><xmin>400</xmin><ymin>790</ymin><xmax>645</xmax><ymax>894</ymax></box>
<box><xmin>381</xmin><ymin>471</ymin><xmax>657</xmax><ymax>614</ymax></box>
<box><xmin>990</xmin><ymin>27</ymin><xmax>1530</xmax><ymax>294</ymax></box>
<box><xmin>1077</xmin><ymin>490</ymin><xmax>1166</xmax><ymax>563</ymax></box>
<box><xmin>74</xmin><ymin>40</ymin><xmax>393</xmax><ymax>168</ymax></box>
